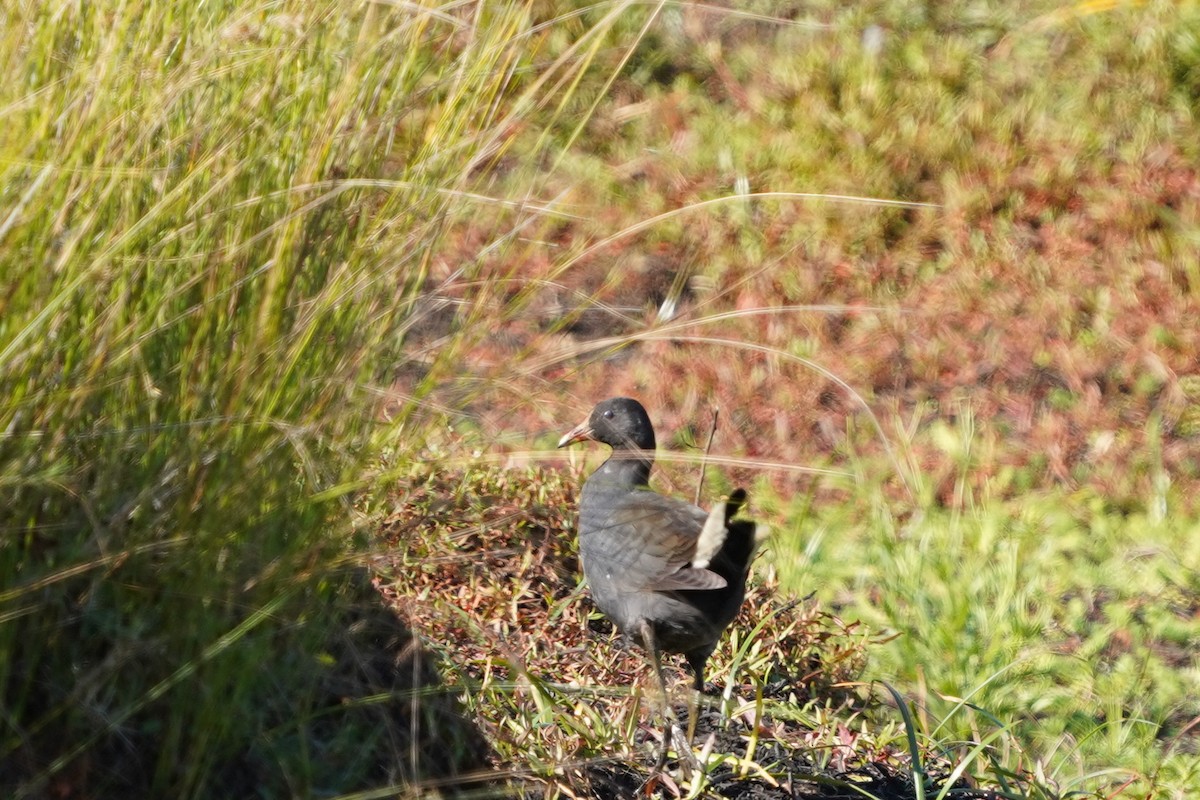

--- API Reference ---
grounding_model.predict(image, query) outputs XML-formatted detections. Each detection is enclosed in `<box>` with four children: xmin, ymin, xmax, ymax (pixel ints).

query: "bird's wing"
<box><xmin>583</xmin><ymin>490</ymin><xmax>726</xmax><ymax>592</ymax></box>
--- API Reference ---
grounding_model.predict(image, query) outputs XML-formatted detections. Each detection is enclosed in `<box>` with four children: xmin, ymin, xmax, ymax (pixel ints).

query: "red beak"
<box><xmin>556</xmin><ymin>420</ymin><xmax>595</xmax><ymax>448</ymax></box>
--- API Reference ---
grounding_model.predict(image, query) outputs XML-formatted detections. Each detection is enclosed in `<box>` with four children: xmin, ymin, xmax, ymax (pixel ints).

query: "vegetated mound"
<box><xmin>371</xmin><ymin>463</ymin><xmax>1043</xmax><ymax>799</ymax></box>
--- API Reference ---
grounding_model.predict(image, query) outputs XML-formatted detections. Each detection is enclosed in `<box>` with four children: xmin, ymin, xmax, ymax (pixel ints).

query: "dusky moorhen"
<box><xmin>558</xmin><ymin>397</ymin><xmax>757</xmax><ymax>763</ymax></box>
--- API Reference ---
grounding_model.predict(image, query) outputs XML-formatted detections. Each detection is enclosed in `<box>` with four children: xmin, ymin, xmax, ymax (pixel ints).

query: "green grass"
<box><xmin>767</xmin><ymin>472</ymin><xmax>1200</xmax><ymax>796</ymax></box>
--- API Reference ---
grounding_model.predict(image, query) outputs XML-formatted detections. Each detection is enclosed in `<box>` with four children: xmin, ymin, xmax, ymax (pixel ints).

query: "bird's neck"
<box><xmin>590</xmin><ymin>449</ymin><xmax>653</xmax><ymax>489</ymax></box>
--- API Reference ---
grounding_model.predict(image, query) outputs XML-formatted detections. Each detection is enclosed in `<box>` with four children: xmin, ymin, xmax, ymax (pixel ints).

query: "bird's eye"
<box><xmin>603</xmin><ymin>409</ymin><xmax>614</xmax><ymax>419</ymax></box>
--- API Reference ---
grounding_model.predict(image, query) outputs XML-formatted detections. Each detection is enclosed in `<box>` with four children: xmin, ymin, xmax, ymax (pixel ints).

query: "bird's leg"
<box><xmin>684</xmin><ymin>651</ymin><xmax>709</xmax><ymax>746</ymax></box>
<box><xmin>685</xmin><ymin>686</ymin><xmax>700</xmax><ymax>748</ymax></box>
<box><xmin>640</xmin><ymin>620</ymin><xmax>674</xmax><ymax>772</ymax></box>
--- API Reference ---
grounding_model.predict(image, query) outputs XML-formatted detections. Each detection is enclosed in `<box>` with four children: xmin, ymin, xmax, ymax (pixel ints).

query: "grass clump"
<box><xmin>0</xmin><ymin>1</ymin><xmax>644</xmax><ymax>795</ymax></box>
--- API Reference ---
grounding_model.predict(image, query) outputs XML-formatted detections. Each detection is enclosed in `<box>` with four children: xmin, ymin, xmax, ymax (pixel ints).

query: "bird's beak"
<box><xmin>557</xmin><ymin>420</ymin><xmax>594</xmax><ymax>448</ymax></box>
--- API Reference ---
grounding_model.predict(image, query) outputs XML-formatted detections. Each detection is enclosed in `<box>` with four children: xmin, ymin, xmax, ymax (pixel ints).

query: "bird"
<box><xmin>557</xmin><ymin>397</ymin><xmax>757</xmax><ymax>766</ymax></box>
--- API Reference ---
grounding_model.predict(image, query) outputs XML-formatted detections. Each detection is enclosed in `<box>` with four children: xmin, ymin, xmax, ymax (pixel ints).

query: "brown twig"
<box><xmin>694</xmin><ymin>407</ymin><xmax>720</xmax><ymax>506</ymax></box>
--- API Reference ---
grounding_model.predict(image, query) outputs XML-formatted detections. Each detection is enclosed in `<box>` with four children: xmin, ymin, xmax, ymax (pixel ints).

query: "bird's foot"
<box><xmin>671</xmin><ymin>723</ymin><xmax>702</xmax><ymax>777</ymax></box>
<box><xmin>645</xmin><ymin>723</ymin><xmax>700</xmax><ymax>788</ymax></box>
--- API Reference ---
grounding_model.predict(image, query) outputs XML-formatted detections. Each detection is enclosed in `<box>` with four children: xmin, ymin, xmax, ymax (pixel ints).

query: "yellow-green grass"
<box><xmin>0</xmin><ymin>1</ymin><xmax>649</xmax><ymax>795</ymax></box>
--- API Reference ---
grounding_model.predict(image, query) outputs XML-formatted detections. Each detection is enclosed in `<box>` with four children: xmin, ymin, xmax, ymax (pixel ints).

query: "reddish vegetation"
<box><xmin>398</xmin><ymin>12</ymin><xmax>1200</xmax><ymax>513</ymax></box>
<box><xmin>404</xmin><ymin>71</ymin><xmax>1200</xmax><ymax>514</ymax></box>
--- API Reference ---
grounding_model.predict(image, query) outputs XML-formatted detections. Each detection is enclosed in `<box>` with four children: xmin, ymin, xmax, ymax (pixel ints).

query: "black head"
<box><xmin>557</xmin><ymin>397</ymin><xmax>656</xmax><ymax>452</ymax></box>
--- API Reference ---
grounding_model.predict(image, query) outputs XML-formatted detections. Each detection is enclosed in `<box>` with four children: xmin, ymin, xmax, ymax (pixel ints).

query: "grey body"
<box><xmin>563</xmin><ymin>398</ymin><xmax>756</xmax><ymax>689</ymax></box>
